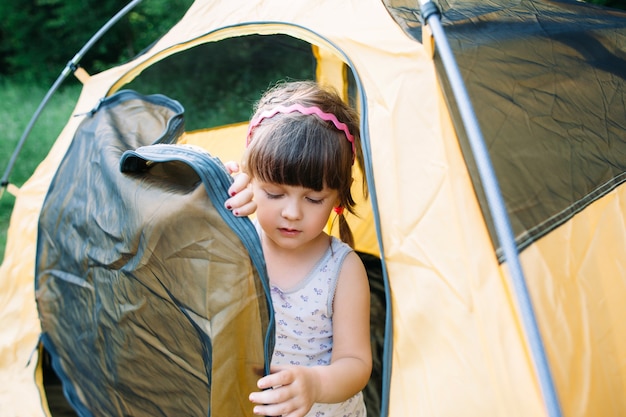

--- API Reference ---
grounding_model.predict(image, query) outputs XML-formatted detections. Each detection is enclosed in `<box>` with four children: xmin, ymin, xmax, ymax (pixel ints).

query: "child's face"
<box><xmin>251</xmin><ymin>179</ymin><xmax>339</xmax><ymax>251</ymax></box>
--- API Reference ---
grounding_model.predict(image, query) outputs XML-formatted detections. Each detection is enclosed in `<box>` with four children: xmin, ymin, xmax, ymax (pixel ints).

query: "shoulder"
<box><xmin>339</xmin><ymin>251</ymin><xmax>367</xmax><ymax>282</ymax></box>
<box><xmin>335</xmin><ymin>251</ymin><xmax>368</xmax><ymax>303</ymax></box>
<box><xmin>328</xmin><ymin>237</ymin><xmax>366</xmax><ymax>278</ymax></box>
<box><xmin>332</xmin><ymin>250</ymin><xmax>370</xmax><ymax>343</ymax></box>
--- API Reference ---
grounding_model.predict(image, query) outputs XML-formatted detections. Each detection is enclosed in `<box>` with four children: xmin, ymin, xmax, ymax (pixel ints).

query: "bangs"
<box><xmin>245</xmin><ymin>115</ymin><xmax>352</xmax><ymax>192</ymax></box>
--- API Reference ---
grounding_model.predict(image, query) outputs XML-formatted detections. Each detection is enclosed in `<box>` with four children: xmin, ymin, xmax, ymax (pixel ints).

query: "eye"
<box><xmin>265</xmin><ymin>191</ymin><xmax>283</xmax><ymax>199</ymax></box>
<box><xmin>306</xmin><ymin>197</ymin><xmax>324</xmax><ymax>205</ymax></box>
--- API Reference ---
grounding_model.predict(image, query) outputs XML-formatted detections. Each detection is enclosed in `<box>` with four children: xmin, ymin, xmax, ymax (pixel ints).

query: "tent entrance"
<box><xmin>40</xmin><ymin>32</ymin><xmax>391</xmax><ymax>417</ymax></box>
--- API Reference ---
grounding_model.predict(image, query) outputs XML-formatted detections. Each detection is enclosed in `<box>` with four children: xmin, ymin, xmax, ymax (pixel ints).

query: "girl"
<box><xmin>227</xmin><ymin>80</ymin><xmax>371</xmax><ymax>417</ymax></box>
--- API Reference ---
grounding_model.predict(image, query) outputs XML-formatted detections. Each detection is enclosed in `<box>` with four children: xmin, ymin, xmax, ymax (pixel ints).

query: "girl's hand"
<box><xmin>249</xmin><ymin>365</ymin><xmax>319</xmax><ymax>417</ymax></box>
<box><xmin>223</xmin><ymin>161</ymin><xmax>256</xmax><ymax>217</ymax></box>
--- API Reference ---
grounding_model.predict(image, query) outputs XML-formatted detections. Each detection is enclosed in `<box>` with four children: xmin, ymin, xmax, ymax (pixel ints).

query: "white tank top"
<box><xmin>268</xmin><ymin>235</ymin><xmax>366</xmax><ymax>416</ymax></box>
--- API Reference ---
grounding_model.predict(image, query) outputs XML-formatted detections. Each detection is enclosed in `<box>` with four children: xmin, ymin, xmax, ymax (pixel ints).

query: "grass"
<box><xmin>0</xmin><ymin>78</ymin><xmax>82</xmax><ymax>263</ymax></box>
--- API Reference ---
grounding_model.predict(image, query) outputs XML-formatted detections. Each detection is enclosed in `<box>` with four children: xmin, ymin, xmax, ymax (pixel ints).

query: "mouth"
<box><xmin>278</xmin><ymin>227</ymin><xmax>301</xmax><ymax>236</ymax></box>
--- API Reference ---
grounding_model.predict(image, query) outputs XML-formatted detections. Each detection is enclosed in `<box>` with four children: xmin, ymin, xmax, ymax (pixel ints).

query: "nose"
<box><xmin>281</xmin><ymin>197</ymin><xmax>302</xmax><ymax>220</ymax></box>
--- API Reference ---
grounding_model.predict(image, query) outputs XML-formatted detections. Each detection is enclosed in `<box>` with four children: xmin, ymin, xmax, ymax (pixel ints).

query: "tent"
<box><xmin>1</xmin><ymin>0</ymin><xmax>625</xmax><ymax>415</ymax></box>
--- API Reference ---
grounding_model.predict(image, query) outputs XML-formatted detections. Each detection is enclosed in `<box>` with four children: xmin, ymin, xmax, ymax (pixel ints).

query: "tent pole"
<box><xmin>418</xmin><ymin>1</ymin><xmax>562</xmax><ymax>417</ymax></box>
<box><xmin>0</xmin><ymin>0</ymin><xmax>144</xmax><ymax>198</ymax></box>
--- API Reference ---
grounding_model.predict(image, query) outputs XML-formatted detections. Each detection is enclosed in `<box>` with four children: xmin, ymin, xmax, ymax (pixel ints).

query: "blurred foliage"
<box><xmin>0</xmin><ymin>0</ymin><xmax>194</xmax><ymax>84</ymax></box>
<box><xmin>0</xmin><ymin>0</ymin><xmax>624</xmax><ymax>85</ymax></box>
<box><xmin>0</xmin><ymin>0</ymin><xmax>316</xmax><ymax>129</ymax></box>
<box><xmin>0</xmin><ymin>80</ymin><xmax>81</xmax><ymax>261</ymax></box>
<box><xmin>2</xmin><ymin>0</ymin><xmax>625</xmax><ymax>85</ymax></box>
<box><xmin>124</xmin><ymin>35</ymin><xmax>316</xmax><ymax>129</ymax></box>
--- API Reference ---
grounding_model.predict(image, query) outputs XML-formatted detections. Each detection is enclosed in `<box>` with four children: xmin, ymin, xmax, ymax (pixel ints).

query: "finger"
<box><xmin>249</xmin><ymin>387</ymin><xmax>282</xmax><ymax>405</ymax></box>
<box><xmin>251</xmin><ymin>402</ymin><xmax>291</xmax><ymax>417</ymax></box>
<box><xmin>249</xmin><ymin>387</ymin><xmax>293</xmax><ymax>415</ymax></box>
<box><xmin>224</xmin><ymin>188</ymin><xmax>256</xmax><ymax>215</ymax></box>
<box><xmin>231</xmin><ymin>201</ymin><xmax>257</xmax><ymax>217</ymax></box>
<box><xmin>257</xmin><ymin>368</ymin><xmax>293</xmax><ymax>390</ymax></box>
<box><xmin>227</xmin><ymin>187</ymin><xmax>253</xmax><ymax>205</ymax></box>
<box><xmin>252</xmin><ymin>400</ymin><xmax>307</xmax><ymax>417</ymax></box>
<box><xmin>223</xmin><ymin>161</ymin><xmax>240</xmax><ymax>175</ymax></box>
<box><xmin>227</xmin><ymin>172</ymin><xmax>251</xmax><ymax>196</ymax></box>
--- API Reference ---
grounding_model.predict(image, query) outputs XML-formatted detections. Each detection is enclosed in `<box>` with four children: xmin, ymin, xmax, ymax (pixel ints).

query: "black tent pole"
<box><xmin>0</xmin><ymin>0</ymin><xmax>144</xmax><ymax>198</ymax></box>
<box><xmin>418</xmin><ymin>1</ymin><xmax>562</xmax><ymax>417</ymax></box>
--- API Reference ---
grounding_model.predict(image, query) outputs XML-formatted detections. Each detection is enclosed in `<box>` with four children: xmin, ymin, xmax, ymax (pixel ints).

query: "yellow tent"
<box><xmin>1</xmin><ymin>0</ymin><xmax>625</xmax><ymax>416</ymax></box>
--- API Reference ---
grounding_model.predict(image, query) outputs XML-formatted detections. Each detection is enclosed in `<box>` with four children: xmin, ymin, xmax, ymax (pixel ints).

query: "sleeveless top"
<box><xmin>263</xmin><ymin>230</ymin><xmax>367</xmax><ymax>416</ymax></box>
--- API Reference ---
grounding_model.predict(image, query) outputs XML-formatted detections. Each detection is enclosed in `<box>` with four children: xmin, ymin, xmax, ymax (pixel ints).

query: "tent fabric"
<box><xmin>385</xmin><ymin>1</ymin><xmax>626</xmax><ymax>415</ymax></box>
<box><xmin>35</xmin><ymin>90</ymin><xmax>273</xmax><ymax>416</ymax></box>
<box><xmin>34</xmin><ymin>88</ymin><xmax>387</xmax><ymax>416</ymax></box>
<box><xmin>0</xmin><ymin>0</ymin><xmax>625</xmax><ymax>416</ymax></box>
<box><xmin>385</xmin><ymin>0</ymin><xmax>626</xmax><ymax>259</ymax></box>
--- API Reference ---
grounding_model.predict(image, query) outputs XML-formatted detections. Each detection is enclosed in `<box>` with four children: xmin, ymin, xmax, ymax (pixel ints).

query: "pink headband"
<box><xmin>246</xmin><ymin>103</ymin><xmax>356</xmax><ymax>157</ymax></box>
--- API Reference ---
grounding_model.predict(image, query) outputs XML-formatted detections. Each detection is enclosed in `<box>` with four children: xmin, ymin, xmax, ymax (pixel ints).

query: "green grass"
<box><xmin>0</xmin><ymin>78</ymin><xmax>82</xmax><ymax>263</ymax></box>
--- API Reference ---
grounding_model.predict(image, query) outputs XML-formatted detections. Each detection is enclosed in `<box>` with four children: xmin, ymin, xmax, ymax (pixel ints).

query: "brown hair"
<box><xmin>243</xmin><ymin>80</ymin><xmax>365</xmax><ymax>247</ymax></box>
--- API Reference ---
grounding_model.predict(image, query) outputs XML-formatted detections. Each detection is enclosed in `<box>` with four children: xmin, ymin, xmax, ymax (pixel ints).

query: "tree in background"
<box><xmin>1</xmin><ymin>0</ymin><xmax>625</xmax><ymax>85</ymax></box>
<box><xmin>0</xmin><ymin>0</ymin><xmax>193</xmax><ymax>84</ymax></box>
